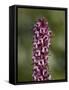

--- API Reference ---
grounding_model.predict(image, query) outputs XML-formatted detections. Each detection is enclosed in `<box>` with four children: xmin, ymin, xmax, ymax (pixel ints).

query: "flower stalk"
<box><xmin>32</xmin><ymin>17</ymin><xmax>52</xmax><ymax>81</ymax></box>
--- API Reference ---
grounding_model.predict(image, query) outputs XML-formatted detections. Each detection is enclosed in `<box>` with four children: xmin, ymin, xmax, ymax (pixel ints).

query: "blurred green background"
<box><xmin>18</xmin><ymin>8</ymin><xmax>65</xmax><ymax>82</ymax></box>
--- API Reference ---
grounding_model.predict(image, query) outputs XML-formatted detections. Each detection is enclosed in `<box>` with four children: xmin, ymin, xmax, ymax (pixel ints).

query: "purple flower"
<box><xmin>32</xmin><ymin>17</ymin><xmax>52</xmax><ymax>81</ymax></box>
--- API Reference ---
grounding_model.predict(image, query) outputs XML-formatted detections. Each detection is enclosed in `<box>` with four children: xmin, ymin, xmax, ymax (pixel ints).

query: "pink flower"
<box><xmin>32</xmin><ymin>17</ymin><xmax>52</xmax><ymax>81</ymax></box>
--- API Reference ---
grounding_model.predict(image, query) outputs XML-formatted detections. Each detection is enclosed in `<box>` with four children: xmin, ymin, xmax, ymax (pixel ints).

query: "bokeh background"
<box><xmin>18</xmin><ymin>8</ymin><xmax>65</xmax><ymax>82</ymax></box>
